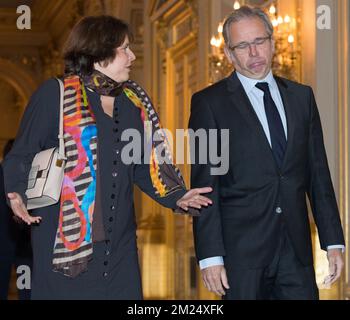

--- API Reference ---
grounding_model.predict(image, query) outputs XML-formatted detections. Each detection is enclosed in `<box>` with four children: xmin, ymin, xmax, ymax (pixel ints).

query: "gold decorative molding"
<box><xmin>0</xmin><ymin>57</ymin><xmax>37</xmax><ymax>104</ymax></box>
<box><xmin>149</xmin><ymin>0</ymin><xmax>178</xmax><ymax>20</ymax></box>
<box><xmin>183</xmin><ymin>0</ymin><xmax>199</xmax><ymax>31</ymax></box>
<box><xmin>130</xmin><ymin>8</ymin><xmax>144</xmax><ymax>45</ymax></box>
<box><xmin>166</xmin><ymin>34</ymin><xmax>200</xmax><ymax>300</ymax></box>
<box><xmin>155</xmin><ymin>18</ymin><xmax>169</xmax><ymax>50</ymax></box>
<box><xmin>337</xmin><ymin>0</ymin><xmax>349</xmax><ymax>300</ymax></box>
<box><xmin>31</xmin><ymin>0</ymin><xmax>67</xmax><ymax>28</ymax></box>
<box><xmin>172</xmin><ymin>2</ymin><xmax>198</xmax><ymax>45</ymax></box>
<box><xmin>155</xmin><ymin>0</ymin><xmax>198</xmax><ymax>50</ymax></box>
<box><xmin>40</xmin><ymin>43</ymin><xmax>64</xmax><ymax>78</ymax></box>
<box><xmin>144</xmin><ymin>0</ymin><xmax>201</xmax><ymax>299</ymax></box>
<box><xmin>0</xmin><ymin>79</ymin><xmax>22</xmax><ymax>139</ymax></box>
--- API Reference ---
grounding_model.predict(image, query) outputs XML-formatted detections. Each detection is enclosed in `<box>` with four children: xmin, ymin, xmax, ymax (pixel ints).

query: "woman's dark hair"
<box><xmin>63</xmin><ymin>15</ymin><xmax>133</xmax><ymax>76</ymax></box>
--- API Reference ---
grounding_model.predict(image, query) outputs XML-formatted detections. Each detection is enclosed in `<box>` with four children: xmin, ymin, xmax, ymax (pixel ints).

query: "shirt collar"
<box><xmin>236</xmin><ymin>70</ymin><xmax>276</xmax><ymax>93</ymax></box>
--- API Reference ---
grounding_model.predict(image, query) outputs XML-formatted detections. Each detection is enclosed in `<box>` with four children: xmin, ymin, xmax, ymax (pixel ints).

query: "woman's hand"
<box><xmin>7</xmin><ymin>192</ymin><xmax>42</xmax><ymax>225</ymax></box>
<box><xmin>176</xmin><ymin>187</ymin><xmax>213</xmax><ymax>211</ymax></box>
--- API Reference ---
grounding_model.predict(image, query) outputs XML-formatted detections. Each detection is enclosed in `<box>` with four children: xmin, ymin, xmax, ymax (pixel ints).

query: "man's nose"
<box><xmin>248</xmin><ymin>44</ymin><xmax>259</xmax><ymax>57</ymax></box>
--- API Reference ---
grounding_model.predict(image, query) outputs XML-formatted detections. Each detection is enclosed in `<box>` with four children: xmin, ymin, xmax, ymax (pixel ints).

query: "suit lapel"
<box><xmin>226</xmin><ymin>72</ymin><xmax>278</xmax><ymax>172</ymax></box>
<box><xmin>275</xmin><ymin>76</ymin><xmax>296</xmax><ymax>171</ymax></box>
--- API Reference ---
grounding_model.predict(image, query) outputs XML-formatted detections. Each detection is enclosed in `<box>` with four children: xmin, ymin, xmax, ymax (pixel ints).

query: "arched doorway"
<box><xmin>0</xmin><ymin>58</ymin><xmax>37</xmax><ymax>157</ymax></box>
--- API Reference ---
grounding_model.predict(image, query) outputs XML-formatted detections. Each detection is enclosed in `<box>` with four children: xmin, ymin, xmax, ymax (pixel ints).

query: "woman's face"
<box><xmin>94</xmin><ymin>36</ymin><xmax>136</xmax><ymax>83</ymax></box>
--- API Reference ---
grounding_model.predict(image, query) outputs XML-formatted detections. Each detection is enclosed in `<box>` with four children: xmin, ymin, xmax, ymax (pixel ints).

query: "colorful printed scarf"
<box><xmin>52</xmin><ymin>76</ymin><xmax>98</xmax><ymax>277</ymax></box>
<box><xmin>52</xmin><ymin>71</ymin><xmax>198</xmax><ymax>278</ymax></box>
<box><xmin>84</xmin><ymin>70</ymin><xmax>198</xmax><ymax>203</ymax></box>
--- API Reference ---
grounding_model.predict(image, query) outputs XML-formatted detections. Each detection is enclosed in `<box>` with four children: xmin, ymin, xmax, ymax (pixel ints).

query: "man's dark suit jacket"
<box><xmin>189</xmin><ymin>71</ymin><xmax>345</xmax><ymax>269</ymax></box>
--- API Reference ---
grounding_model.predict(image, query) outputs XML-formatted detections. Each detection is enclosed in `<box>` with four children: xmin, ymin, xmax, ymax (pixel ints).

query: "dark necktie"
<box><xmin>255</xmin><ymin>82</ymin><xmax>287</xmax><ymax>169</ymax></box>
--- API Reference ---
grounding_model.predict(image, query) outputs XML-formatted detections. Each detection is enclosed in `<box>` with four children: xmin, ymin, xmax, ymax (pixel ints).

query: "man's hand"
<box><xmin>8</xmin><ymin>192</ymin><xmax>42</xmax><ymax>225</ymax></box>
<box><xmin>201</xmin><ymin>265</ymin><xmax>230</xmax><ymax>296</ymax></box>
<box><xmin>324</xmin><ymin>248</ymin><xmax>344</xmax><ymax>285</ymax></box>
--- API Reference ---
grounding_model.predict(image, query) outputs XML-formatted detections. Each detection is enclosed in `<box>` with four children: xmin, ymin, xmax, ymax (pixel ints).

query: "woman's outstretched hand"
<box><xmin>176</xmin><ymin>187</ymin><xmax>213</xmax><ymax>212</ymax></box>
<box><xmin>7</xmin><ymin>192</ymin><xmax>42</xmax><ymax>225</ymax></box>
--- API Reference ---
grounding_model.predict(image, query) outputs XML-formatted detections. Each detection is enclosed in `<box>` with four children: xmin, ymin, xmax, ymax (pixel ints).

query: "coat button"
<box><xmin>110</xmin><ymin>205</ymin><xmax>115</xmax><ymax>210</ymax></box>
<box><xmin>103</xmin><ymin>272</ymin><xmax>108</xmax><ymax>277</ymax></box>
<box><xmin>104</xmin><ymin>261</ymin><xmax>108</xmax><ymax>266</ymax></box>
<box><xmin>109</xmin><ymin>217</ymin><xmax>114</xmax><ymax>222</ymax></box>
<box><xmin>276</xmin><ymin>207</ymin><xmax>282</xmax><ymax>214</ymax></box>
<box><xmin>105</xmin><ymin>250</ymin><xmax>110</xmax><ymax>256</ymax></box>
<box><xmin>112</xmin><ymin>172</ymin><xmax>118</xmax><ymax>178</ymax></box>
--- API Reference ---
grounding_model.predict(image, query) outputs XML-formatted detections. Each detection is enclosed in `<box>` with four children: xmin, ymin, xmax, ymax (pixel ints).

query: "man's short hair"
<box><xmin>223</xmin><ymin>6</ymin><xmax>274</xmax><ymax>47</ymax></box>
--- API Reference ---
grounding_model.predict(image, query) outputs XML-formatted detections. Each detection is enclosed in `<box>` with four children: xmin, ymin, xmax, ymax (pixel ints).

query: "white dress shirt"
<box><xmin>199</xmin><ymin>71</ymin><xmax>344</xmax><ymax>270</ymax></box>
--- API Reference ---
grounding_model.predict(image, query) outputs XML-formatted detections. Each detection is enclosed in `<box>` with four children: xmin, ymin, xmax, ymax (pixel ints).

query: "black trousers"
<box><xmin>223</xmin><ymin>227</ymin><xmax>319</xmax><ymax>300</ymax></box>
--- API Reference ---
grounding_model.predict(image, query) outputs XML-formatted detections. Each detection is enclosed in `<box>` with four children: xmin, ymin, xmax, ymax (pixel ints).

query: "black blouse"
<box><xmin>3</xmin><ymin>79</ymin><xmax>186</xmax><ymax>299</ymax></box>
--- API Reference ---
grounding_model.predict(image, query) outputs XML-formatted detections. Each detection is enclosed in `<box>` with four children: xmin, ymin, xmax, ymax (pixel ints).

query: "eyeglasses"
<box><xmin>229</xmin><ymin>36</ymin><xmax>272</xmax><ymax>53</ymax></box>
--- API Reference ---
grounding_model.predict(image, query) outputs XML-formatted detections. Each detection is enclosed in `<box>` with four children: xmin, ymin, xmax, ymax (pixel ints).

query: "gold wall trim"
<box><xmin>337</xmin><ymin>0</ymin><xmax>349</xmax><ymax>299</ymax></box>
<box><xmin>150</xmin><ymin>0</ymin><xmax>179</xmax><ymax>21</ymax></box>
<box><xmin>0</xmin><ymin>58</ymin><xmax>37</xmax><ymax>108</ymax></box>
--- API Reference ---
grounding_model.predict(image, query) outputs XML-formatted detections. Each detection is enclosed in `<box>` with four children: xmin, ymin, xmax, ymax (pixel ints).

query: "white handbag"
<box><xmin>25</xmin><ymin>78</ymin><xmax>66</xmax><ymax>210</ymax></box>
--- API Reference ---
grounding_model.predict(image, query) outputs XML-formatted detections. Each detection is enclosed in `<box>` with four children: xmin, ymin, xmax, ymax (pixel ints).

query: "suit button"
<box><xmin>112</xmin><ymin>172</ymin><xmax>118</xmax><ymax>178</ymax></box>
<box><xmin>109</xmin><ymin>217</ymin><xmax>114</xmax><ymax>222</ymax></box>
<box><xmin>276</xmin><ymin>207</ymin><xmax>282</xmax><ymax>214</ymax></box>
<box><xmin>105</xmin><ymin>250</ymin><xmax>110</xmax><ymax>256</ymax></box>
<box><xmin>104</xmin><ymin>261</ymin><xmax>108</xmax><ymax>266</ymax></box>
<box><xmin>110</xmin><ymin>205</ymin><xmax>115</xmax><ymax>210</ymax></box>
<box><xmin>103</xmin><ymin>272</ymin><xmax>108</xmax><ymax>277</ymax></box>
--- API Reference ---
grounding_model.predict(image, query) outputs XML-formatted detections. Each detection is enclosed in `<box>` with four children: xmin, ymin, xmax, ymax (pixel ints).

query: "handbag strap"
<box><xmin>56</xmin><ymin>78</ymin><xmax>66</xmax><ymax>160</ymax></box>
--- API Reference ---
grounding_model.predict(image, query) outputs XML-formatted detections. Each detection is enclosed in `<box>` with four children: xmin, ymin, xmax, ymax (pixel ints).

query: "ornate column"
<box><xmin>142</xmin><ymin>0</ymin><xmax>207</xmax><ymax>299</ymax></box>
<box><xmin>312</xmin><ymin>0</ymin><xmax>349</xmax><ymax>300</ymax></box>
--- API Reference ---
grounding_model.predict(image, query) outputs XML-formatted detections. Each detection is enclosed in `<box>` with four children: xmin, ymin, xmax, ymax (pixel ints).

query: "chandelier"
<box><xmin>209</xmin><ymin>1</ymin><xmax>300</xmax><ymax>83</ymax></box>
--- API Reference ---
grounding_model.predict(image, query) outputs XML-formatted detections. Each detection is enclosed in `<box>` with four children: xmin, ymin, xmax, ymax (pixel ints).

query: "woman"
<box><xmin>3</xmin><ymin>16</ymin><xmax>212</xmax><ymax>300</ymax></box>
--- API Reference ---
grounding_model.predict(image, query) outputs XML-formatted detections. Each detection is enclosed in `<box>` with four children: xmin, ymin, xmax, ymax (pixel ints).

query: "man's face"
<box><xmin>224</xmin><ymin>17</ymin><xmax>275</xmax><ymax>80</ymax></box>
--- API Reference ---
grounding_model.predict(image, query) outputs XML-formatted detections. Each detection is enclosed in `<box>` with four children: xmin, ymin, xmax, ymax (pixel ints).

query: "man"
<box><xmin>189</xmin><ymin>6</ymin><xmax>345</xmax><ymax>300</ymax></box>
